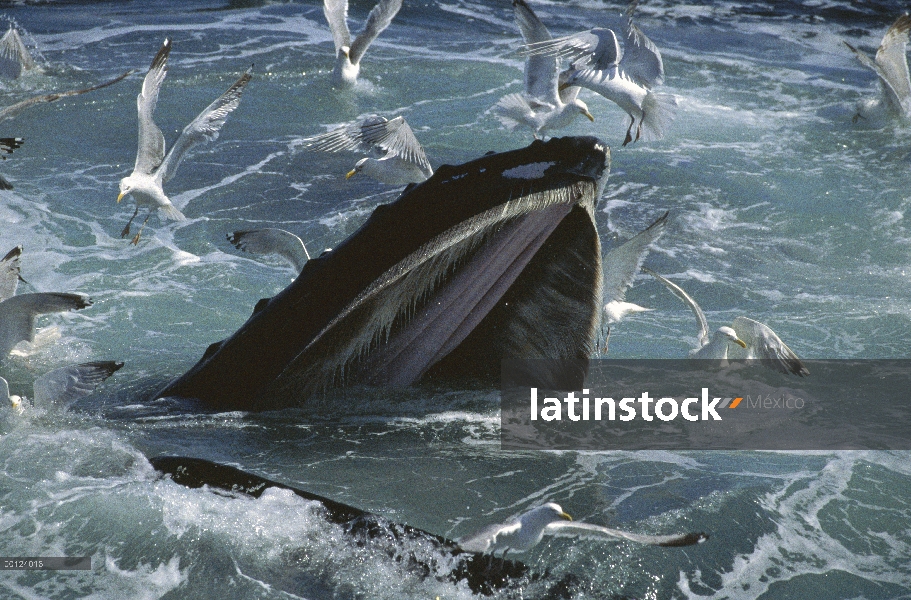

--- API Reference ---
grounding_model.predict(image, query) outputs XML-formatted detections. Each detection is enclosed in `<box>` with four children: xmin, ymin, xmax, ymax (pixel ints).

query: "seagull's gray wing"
<box><xmin>845</xmin><ymin>41</ymin><xmax>907</xmax><ymax>117</ymax></box>
<box><xmin>875</xmin><ymin>14</ymin><xmax>911</xmax><ymax>112</ymax></box>
<box><xmin>513</xmin><ymin>0</ymin><xmax>559</xmax><ymax>105</ymax></box>
<box><xmin>323</xmin><ymin>0</ymin><xmax>352</xmax><ymax>54</ymax></box>
<box><xmin>157</xmin><ymin>67</ymin><xmax>252</xmax><ymax>184</ymax></box>
<box><xmin>525</xmin><ymin>28</ymin><xmax>621</xmax><ymax>71</ymax></box>
<box><xmin>730</xmin><ymin>316</ymin><xmax>809</xmax><ymax>376</ymax></box>
<box><xmin>304</xmin><ymin>116</ymin><xmax>387</xmax><ymax>154</ymax></box>
<box><xmin>0</xmin><ymin>292</ymin><xmax>92</xmax><ymax>358</ymax></box>
<box><xmin>228</xmin><ymin>229</ymin><xmax>310</xmax><ymax>272</ymax></box>
<box><xmin>545</xmin><ymin>521</ymin><xmax>708</xmax><ymax>547</ymax></box>
<box><xmin>360</xmin><ymin>116</ymin><xmax>431</xmax><ymax>172</ymax></box>
<box><xmin>0</xmin><ymin>69</ymin><xmax>134</xmax><ymax>124</ymax></box>
<box><xmin>642</xmin><ymin>267</ymin><xmax>709</xmax><ymax>347</ymax></box>
<box><xmin>348</xmin><ymin>0</ymin><xmax>403</xmax><ymax>67</ymax></box>
<box><xmin>0</xmin><ymin>245</ymin><xmax>22</xmax><ymax>301</ymax></box>
<box><xmin>557</xmin><ymin>67</ymin><xmax>581</xmax><ymax>104</ymax></box>
<box><xmin>0</xmin><ymin>376</ymin><xmax>9</xmax><ymax>405</ymax></box>
<box><xmin>134</xmin><ymin>39</ymin><xmax>170</xmax><ymax>175</ymax></box>
<box><xmin>32</xmin><ymin>361</ymin><xmax>123</xmax><ymax>408</ymax></box>
<box><xmin>620</xmin><ymin>0</ymin><xmax>664</xmax><ymax>87</ymax></box>
<box><xmin>603</xmin><ymin>212</ymin><xmax>668</xmax><ymax>304</ymax></box>
<box><xmin>457</xmin><ymin>520</ymin><xmax>521</xmax><ymax>553</ymax></box>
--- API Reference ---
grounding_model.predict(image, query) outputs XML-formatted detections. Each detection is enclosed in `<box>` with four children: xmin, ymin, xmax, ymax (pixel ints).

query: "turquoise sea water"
<box><xmin>1</xmin><ymin>1</ymin><xmax>910</xmax><ymax>597</ymax></box>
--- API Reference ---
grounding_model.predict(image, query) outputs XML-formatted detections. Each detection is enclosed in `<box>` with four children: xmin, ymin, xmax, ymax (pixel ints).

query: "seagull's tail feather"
<box><xmin>158</xmin><ymin>204</ymin><xmax>186</xmax><ymax>221</ymax></box>
<box><xmin>493</xmin><ymin>93</ymin><xmax>532</xmax><ymax>130</ymax></box>
<box><xmin>639</xmin><ymin>91</ymin><xmax>676</xmax><ymax>142</ymax></box>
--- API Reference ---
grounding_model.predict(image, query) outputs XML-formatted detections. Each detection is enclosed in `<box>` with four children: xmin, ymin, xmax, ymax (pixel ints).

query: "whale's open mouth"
<box><xmin>157</xmin><ymin>136</ymin><xmax>611</xmax><ymax>410</ymax></box>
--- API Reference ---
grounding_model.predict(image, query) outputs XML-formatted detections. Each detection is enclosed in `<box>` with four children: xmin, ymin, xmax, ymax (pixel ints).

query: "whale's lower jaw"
<box><xmin>157</xmin><ymin>136</ymin><xmax>610</xmax><ymax>410</ymax></box>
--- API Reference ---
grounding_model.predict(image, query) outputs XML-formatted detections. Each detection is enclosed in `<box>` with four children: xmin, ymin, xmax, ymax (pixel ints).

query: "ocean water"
<box><xmin>1</xmin><ymin>0</ymin><xmax>910</xmax><ymax>598</ymax></box>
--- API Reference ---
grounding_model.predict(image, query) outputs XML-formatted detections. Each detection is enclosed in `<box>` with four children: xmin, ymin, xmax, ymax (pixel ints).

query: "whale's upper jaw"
<box><xmin>156</xmin><ymin>136</ymin><xmax>611</xmax><ymax>410</ymax></box>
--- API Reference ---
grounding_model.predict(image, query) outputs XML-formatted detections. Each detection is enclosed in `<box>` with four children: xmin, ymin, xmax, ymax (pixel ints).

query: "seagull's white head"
<box><xmin>117</xmin><ymin>177</ymin><xmax>134</xmax><ymax>203</ymax></box>
<box><xmin>345</xmin><ymin>157</ymin><xmax>369</xmax><ymax>180</ymax></box>
<box><xmin>573</xmin><ymin>99</ymin><xmax>595</xmax><ymax>122</ymax></box>
<box><xmin>716</xmin><ymin>326</ymin><xmax>747</xmax><ymax>349</ymax></box>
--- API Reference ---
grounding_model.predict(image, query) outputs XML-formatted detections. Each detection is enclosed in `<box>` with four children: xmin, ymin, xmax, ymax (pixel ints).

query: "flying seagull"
<box><xmin>457</xmin><ymin>502</ymin><xmax>707</xmax><ymax>556</ymax></box>
<box><xmin>323</xmin><ymin>0</ymin><xmax>403</xmax><ymax>87</ymax></box>
<box><xmin>304</xmin><ymin>115</ymin><xmax>433</xmax><ymax>185</ymax></box>
<box><xmin>117</xmin><ymin>39</ymin><xmax>252</xmax><ymax>245</ymax></box>
<box><xmin>227</xmin><ymin>228</ymin><xmax>310</xmax><ymax>273</ymax></box>
<box><xmin>1</xmin><ymin>361</ymin><xmax>123</xmax><ymax>413</ymax></box>
<box><xmin>602</xmin><ymin>211</ymin><xmax>668</xmax><ymax>324</ymax></box>
<box><xmin>494</xmin><ymin>0</ymin><xmax>595</xmax><ymax>138</ymax></box>
<box><xmin>845</xmin><ymin>14</ymin><xmax>911</xmax><ymax>125</ymax></box>
<box><xmin>643</xmin><ymin>267</ymin><xmax>809</xmax><ymax>376</ymax></box>
<box><xmin>525</xmin><ymin>0</ymin><xmax>675</xmax><ymax>145</ymax></box>
<box><xmin>0</xmin><ymin>292</ymin><xmax>92</xmax><ymax>360</ymax></box>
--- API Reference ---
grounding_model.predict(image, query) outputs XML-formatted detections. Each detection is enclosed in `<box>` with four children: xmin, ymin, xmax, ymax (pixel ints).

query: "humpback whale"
<box><xmin>158</xmin><ymin>136</ymin><xmax>611</xmax><ymax>410</ymax></box>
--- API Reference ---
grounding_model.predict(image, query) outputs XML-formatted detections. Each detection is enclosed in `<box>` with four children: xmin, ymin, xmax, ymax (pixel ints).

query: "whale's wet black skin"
<box><xmin>157</xmin><ymin>136</ymin><xmax>611</xmax><ymax>410</ymax></box>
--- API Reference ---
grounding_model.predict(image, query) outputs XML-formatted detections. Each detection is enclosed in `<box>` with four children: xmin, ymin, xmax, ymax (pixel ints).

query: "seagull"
<box><xmin>304</xmin><ymin>115</ymin><xmax>433</xmax><ymax>185</ymax></box>
<box><xmin>845</xmin><ymin>14</ymin><xmax>911</xmax><ymax>125</ymax></box>
<box><xmin>602</xmin><ymin>211</ymin><xmax>668</xmax><ymax>324</ymax></box>
<box><xmin>494</xmin><ymin>0</ymin><xmax>595</xmax><ymax>138</ymax></box>
<box><xmin>0</xmin><ymin>25</ymin><xmax>35</xmax><ymax>79</ymax></box>
<box><xmin>1</xmin><ymin>361</ymin><xmax>123</xmax><ymax>413</ymax></box>
<box><xmin>117</xmin><ymin>39</ymin><xmax>252</xmax><ymax>245</ymax></box>
<box><xmin>457</xmin><ymin>502</ymin><xmax>707</xmax><ymax>556</ymax></box>
<box><xmin>227</xmin><ymin>229</ymin><xmax>310</xmax><ymax>273</ymax></box>
<box><xmin>0</xmin><ymin>292</ymin><xmax>92</xmax><ymax>360</ymax></box>
<box><xmin>642</xmin><ymin>267</ymin><xmax>809</xmax><ymax>376</ymax></box>
<box><xmin>323</xmin><ymin>0</ymin><xmax>403</xmax><ymax>87</ymax></box>
<box><xmin>525</xmin><ymin>0</ymin><xmax>675</xmax><ymax>146</ymax></box>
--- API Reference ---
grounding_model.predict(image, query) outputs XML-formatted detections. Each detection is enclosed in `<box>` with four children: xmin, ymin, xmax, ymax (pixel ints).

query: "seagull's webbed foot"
<box><xmin>852</xmin><ymin>112</ymin><xmax>865</xmax><ymax>124</ymax></box>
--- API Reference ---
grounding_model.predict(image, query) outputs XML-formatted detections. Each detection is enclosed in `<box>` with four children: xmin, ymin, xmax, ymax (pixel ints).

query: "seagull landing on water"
<box><xmin>524</xmin><ymin>0</ymin><xmax>675</xmax><ymax>146</ymax></box>
<box><xmin>323</xmin><ymin>0</ymin><xmax>403</xmax><ymax>88</ymax></box>
<box><xmin>0</xmin><ymin>25</ymin><xmax>36</xmax><ymax>79</ymax></box>
<box><xmin>493</xmin><ymin>0</ymin><xmax>595</xmax><ymax>139</ymax></box>
<box><xmin>642</xmin><ymin>267</ymin><xmax>809</xmax><ymax>376</ymax></box>
<box><xmin>227</xmin><ymin>229</ymin><xmax>310</xmax><ymax>274</ymax></box>
<box><xmin>117</xmin><ymin>39</ymin><xmax>252</xmax><ymax>245</ymax></box>
<box><xmin>844</xmin><ymin>14</ymin><xmax>911</xmax><ymax>126</ymax></box>
<box><xmin>1</xmin><ymin>361</ymin><xmax>123</xmax><ymax>414</ymax></box>
<box><xmin>303</xmin><ymin>115</ymin><xmax>433</xmax><ymax>185</ymax></box>
<box><xmin>457</xmin><ymin>502</ymin><xmax>707</xmax><ymax>557</ymax></box>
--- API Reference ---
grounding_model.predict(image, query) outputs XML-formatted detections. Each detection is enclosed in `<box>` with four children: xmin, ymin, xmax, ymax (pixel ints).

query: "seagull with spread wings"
<box><xmin>457</xmin><ymin>502</ymin><xmax>707</xmax><ymax>557</ymax></box>
<box><xmin>304</xmin><ymin>115</ymin><xmax>433</xmax><ymax>185</ymax></box>
<box><xmin>845</xmin><ymin>14</ymin><xmax>911</xmax><ymax>125</ymax></box>
<box><xmin>117</xmin><ymin>39</ymin><xmax>252</xmax><ymax>244</ymax></box>
<box><xmin>642</xmin><ymin>267</ymin><xmax>809</xmax><ymax>376</ymax></box>
<box><xmin>323</xmin><ymin>0</ymin><xmax>403</xmax><ymax>87</ymax></box>
<box><xmin>227</xmin><ymin>229</ymin><xmax>311</xmax><ymax>273</ymax></box>
<box><xmin>494</xmin><ymin>0</ymin><xmax>595</xmax><ymax>138</ymax></box>
<box><xmin>602</xmin><ymin>211</ymin><xmax>668</xmax><ymax>324</ymax></box>
<box><xmin>0</xmin><ymin>25</ymin><xmax>35</xmax><ymax>79</ymax></box>
<box><xmin>1</xmin><ymin>361</ymin><xmax>122</xmax><ymax>414</ymax></box>
<box><xmin>524</xmin><ymin>0</ymin><xmax>675</xmax><ymax>146</ymax></box>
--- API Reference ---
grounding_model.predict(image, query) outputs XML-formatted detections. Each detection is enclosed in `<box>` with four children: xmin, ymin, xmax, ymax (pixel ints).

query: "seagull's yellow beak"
<box><xmin>116</xmin><ymin>191</ymin><xmax>126</xmax><ymax>203</ymax></box>
<box><xmin>583</xmin><ymin>109</ymin><xmax>595</xmax><ymax>122</ymax></box>
<box><xmin>560</xmin><ymin>511</ymin><xmax>572</xmax><ymax>521</ymax></box>
<box><xmin>734</xmin><ymin>338</ymin><xmax>747</xmax><ymax>349</ymax></box>
<box><xmin>345</xmin><ymin>168</ymin><xmax>357</xmax><ymax>180</ymax></box>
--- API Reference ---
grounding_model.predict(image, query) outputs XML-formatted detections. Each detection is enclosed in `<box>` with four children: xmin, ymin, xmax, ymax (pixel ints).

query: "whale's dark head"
<box><xmin>157</xmin><ymin>136</ymin><xmax>611</xmax><ymax>410</ymax></box>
